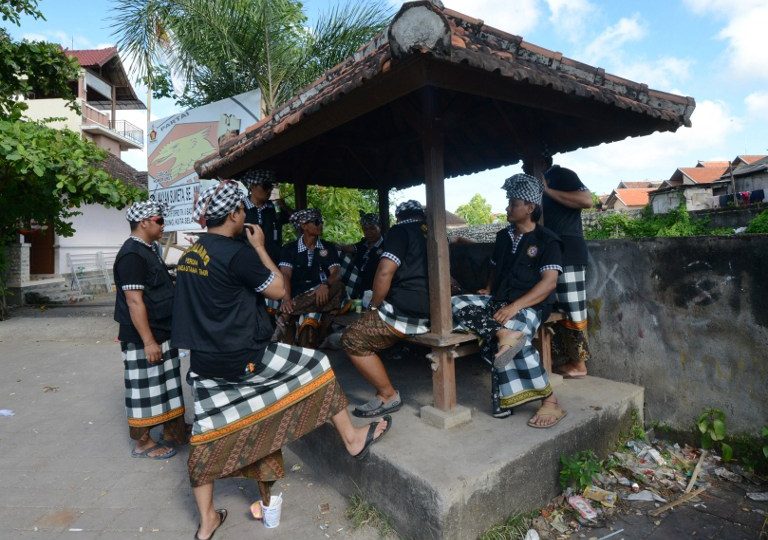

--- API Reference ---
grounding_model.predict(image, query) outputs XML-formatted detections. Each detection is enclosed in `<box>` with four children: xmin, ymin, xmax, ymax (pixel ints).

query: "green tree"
<box><xmin>0</xmin><ymin>0</ymin><xmax>144</xmax><ymax>317</ymax></box>
<box><xmin>111</xmin><ymin>0</ymin><xmax>392</xmax><ymax>113</ymax></box>
<box><xmin>455</xmin><ymin>194</ymin><xmax>494</xmax><ymax>225</ymax></box>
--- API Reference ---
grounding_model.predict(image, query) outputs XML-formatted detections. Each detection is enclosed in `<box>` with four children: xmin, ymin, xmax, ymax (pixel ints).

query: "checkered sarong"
<box><xmin>377</xmin><ymin>300</ymin><xmax>429</xmax><ymax>335</ymax></box>
<box><xmin>556</xmin><ymin>265</ymin><xmax>587</xmax><ymax>327</ymax></box>
<box><xmin>452</xmin><ymin>296</ymin><xmax>551</xmax><ymax>408</ymax></box>
<box><xmin>188</xmin><ymin>342</ymin><xmax>332</xmax><ymax>437</ymax></box>
<box><xmin>122</xmin><ymin>339</ymin><xmax>185</xmax><ymax>427</ymax></box>
<box><xmin>340</xmin><ymin>252</ymin><xmax>359</xmax><ymax>299</ymax></box>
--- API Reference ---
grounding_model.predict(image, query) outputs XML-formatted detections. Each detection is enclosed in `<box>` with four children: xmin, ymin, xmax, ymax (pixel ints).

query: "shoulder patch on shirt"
<box><xmin>526</xmin><ymin>245</ymin><xmax>539</xmax><ymax>258</ymax></box>
<box><xmin>376</xmin><ymin>248</ymin><xmax>383</xmax><ymax>256</ymax></box>
<box><xmin>319</xmin><ymin>249</ymin><xmax>328</xmax><ymax>257</ymax></box>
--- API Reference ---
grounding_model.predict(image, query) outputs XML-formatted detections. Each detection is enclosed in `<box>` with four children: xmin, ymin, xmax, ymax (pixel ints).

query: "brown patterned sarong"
<box><xmin>187</xmin><ymin>377</ymin><xmax>348</xmax><ymax>487</ymax></box>
<box><xmin>340</xmin><ymin>309</ymin><xmax>405</xmax><ymax>356</ymax></box>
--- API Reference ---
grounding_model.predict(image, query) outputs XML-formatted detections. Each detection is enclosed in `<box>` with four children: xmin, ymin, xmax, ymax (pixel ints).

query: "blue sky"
<box><xmin>6</xmin><ymin>0</ymin><xmax>768</xmax><ymax>211</ymax></box>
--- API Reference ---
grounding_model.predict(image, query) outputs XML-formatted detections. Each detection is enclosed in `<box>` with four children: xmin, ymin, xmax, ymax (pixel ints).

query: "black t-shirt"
<box><xmin>380</xmin><ymin>221</ymin><xmax>430</xmax><ymax>318</ymax></box>
<box><xmin>244</xmin><ymin>201</ymin><xmax>287</xmax><ymax>263</ymax></box>
<box><xmin>114</xmin><ymin>251</ymin><xmax>171</xmax><ymax>345</ymax></box>
<box><xmin>349</xmin><ymin>237</ymin><xmax>383</xmax><ymax>297</ymax></box>
<box><xmin>542</xmin><ymin>169</ymin><xmax>589</xmax><ymax>266</ymax></box>
<box><xmin>185</xmin><ymin>244</ymin><xmax>274</xmax><ymax>380</ymax></box>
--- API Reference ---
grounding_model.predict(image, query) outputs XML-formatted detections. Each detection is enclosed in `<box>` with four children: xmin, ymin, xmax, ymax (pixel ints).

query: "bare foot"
<box><xmin>553</xmin><ymin>360</ymin><xmax>587</xmax><ymax>378</ymax></box>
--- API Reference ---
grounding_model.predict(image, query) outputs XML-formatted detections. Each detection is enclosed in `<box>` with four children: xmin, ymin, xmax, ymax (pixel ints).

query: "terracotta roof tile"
<box><xmin>98</xmin><ymin>153</ymin><xmax>145</xmax><ymax>190</ymax></box>
<box><xmin>697</xmin><ymin>160</ymin><xmax>729</xmax><ymax>168</ymax></box>
<box><xmin>738</xmin><ymin>155</ymin><xmax>767</xmax><ymax>165</ymax></box>
<box><xmin>613</xmin><ymin>188</ymin><xmax>652</xmax><ymax>207</ymax></box>
<box><xmin>65</xmin><ymin>47</ymin><xmax>118</xmax><ymax>67</ymax></box>
<box><xmin>678</xmin><ymin>166</ymin><xmax>728</xmax><ymax>184</ymax></box>
<box><xmin>619</xmin><ymin>181</ymin><xmax>663</xmax><ymax>189</ymax></box>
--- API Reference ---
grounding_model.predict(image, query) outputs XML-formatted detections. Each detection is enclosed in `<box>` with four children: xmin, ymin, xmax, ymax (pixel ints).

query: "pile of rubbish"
<box><xmin>525</xmin><ymin>438</ymin><xmax>767</xmax><ymax>539</ymax></box>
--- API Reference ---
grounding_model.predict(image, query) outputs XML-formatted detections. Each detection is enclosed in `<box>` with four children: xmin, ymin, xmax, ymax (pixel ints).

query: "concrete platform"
<box><xmin>292</xmin><ymin>346</ymin><xmax>644</xmax><ymax>540</ymax></box>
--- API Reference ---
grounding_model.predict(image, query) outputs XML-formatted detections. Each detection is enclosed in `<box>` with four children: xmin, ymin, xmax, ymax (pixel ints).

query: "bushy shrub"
<box><xmin>746</xmin><ymin>209</ymin><xmax>768</xmax><ymax>233</ymax></box>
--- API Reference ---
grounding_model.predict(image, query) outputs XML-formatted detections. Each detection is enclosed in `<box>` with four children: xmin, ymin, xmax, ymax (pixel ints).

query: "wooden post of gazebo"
<box><xmin>417</xmin><ymin>87</ymin><xmax>472</xmax><ymax>429</ymax></box>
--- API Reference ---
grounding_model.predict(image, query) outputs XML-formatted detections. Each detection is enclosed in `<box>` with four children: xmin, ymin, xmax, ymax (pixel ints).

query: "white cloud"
<box><xmin>610</xmin><ymin>56</ymin><xmax>693</xmax><ymax>91</ymax></box>
<box><xmin>21</xmin><ymin>32</ymin><xmax>47</xmax><ymax>41</ymax></box>
<box><xmin>583</xmin><ymin>15</ymin><xmax>645</xmax><ymax>64</ymax></box>
<box><xmin>745</xmin><ymin>91</ymin><xmax>768</xmax><ymax>120</ymax></box>
<box><xmin>683</xmin><ymin>0</ymin><xmax>768</xmax><ymax>81</ymax></box>
<box><xmin>555</xmin><ymin>100</ymin><xmax>743</xmax><ymax>194</ymax></box>
<box><xmin>19</xmin><ymin>29</ymin><xmax>96</xmax><ymax>49</ymax></box>
<box><xmin>546</xmin><ymin>0</ymin><xmax>596</xmax><ymax>42</ymax></box>
<box><xmin>389</xmin><ymin>0</ymin><xmax>542</xmax><ymax>36</ymax></box>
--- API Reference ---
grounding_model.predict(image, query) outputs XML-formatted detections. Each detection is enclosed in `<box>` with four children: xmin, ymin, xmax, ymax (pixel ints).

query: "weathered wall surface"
<box><xmin>450</xmin><ymin>236</ymin><xmax>768</xmax><ymax>434</ymax></box>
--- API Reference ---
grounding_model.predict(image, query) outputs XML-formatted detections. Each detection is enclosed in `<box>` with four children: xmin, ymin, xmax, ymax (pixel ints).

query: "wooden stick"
<box><xmin>685</xmin><ymin>450</ymin><xmax>707</xmax><ymax>493</ymax></box>
<box><xmin>649</xmin><ymin>486</ymin><xmax>707</xmax><ymax>517</ymax></box>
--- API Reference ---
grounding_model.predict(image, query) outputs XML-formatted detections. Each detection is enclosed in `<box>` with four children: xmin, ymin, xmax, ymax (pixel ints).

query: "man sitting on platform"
<box><xmin>341</xmin><ymin>200</ymin><xmax>431</xmax><ymax>418</ymax></box>
<box><xmin>276</xmin><ymin>209</ymin><xmax>345</xmax><ymax>347</ymax></box>
<box><xmin>339</xmin><ymin>211</ymin><xmax>384</xmax><ymax>302</ymax></box>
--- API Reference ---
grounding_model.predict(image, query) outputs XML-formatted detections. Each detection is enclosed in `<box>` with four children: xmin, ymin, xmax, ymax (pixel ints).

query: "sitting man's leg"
<box><xmin>341</xmin><ymin>310</ymin><xmax>404</xmax><ymax>418</ymax></box>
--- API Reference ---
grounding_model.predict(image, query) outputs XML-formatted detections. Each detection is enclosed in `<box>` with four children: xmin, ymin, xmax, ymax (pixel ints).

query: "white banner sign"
<box><xmin>147</xmin><ymin>89</ymin><xmax>262</xmax><ymax>231</ymax></box>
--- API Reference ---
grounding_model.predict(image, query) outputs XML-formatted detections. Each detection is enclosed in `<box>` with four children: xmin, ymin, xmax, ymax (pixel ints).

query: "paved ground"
<box><xmin>2</xmin><ymin>298</ymin><xmax>766</xmax><ymax>539</ymax></box>
<box><xmin>0</xmin><ymin>302</ymin><xmax>383</xmax><ymax>540</ymax></box>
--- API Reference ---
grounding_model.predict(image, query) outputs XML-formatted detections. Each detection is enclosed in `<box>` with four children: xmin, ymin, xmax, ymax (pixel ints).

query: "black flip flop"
<box><xmin>194</xmin><ymin>508</ymin><xmax>227</xmax><ymax>540</ymax></box>
<box><xmin>353</xmin><ymin>415</ymin><xmax>392</xmax><ymax>460</ymax></box>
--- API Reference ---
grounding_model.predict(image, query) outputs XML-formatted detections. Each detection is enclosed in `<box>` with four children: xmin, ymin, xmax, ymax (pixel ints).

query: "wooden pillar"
<box><xmin>295</xmin><ymin>180</ymin><xmax>308</xmax><ymax>210</ymax></box>
<box><xmin>422</xmin><ymin>87</ymin><xmax>455</xmax><ymax>412</ymax></box>
<box><xmin>377</xmin><ymin>186</ymin><xmax>390</xmax><ymax>233</ymax></box>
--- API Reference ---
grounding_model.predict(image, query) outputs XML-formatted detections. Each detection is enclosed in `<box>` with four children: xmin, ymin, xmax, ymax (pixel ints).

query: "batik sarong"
<box><xmin>452</xmin><ymin>295</ymin><xmax>552</xmax><ymax>409</ymax></box>
<box><xmin>122</xmin><ymin>339</ymin><xmax>185</xmax><ymax>432</ymax></box>
<box><xmin>186</xmin><ymin>342</ymin><xmax>348</xmax><ymax>487</ymax></box>
<box><xmin>275</xmin><ymin>282</ymin><xmax>345</xmax><ymax>347</ymax></box>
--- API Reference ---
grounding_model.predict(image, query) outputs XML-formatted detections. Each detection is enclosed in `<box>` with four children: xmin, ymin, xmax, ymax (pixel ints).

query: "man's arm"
<box><xmin>245</xmin><ymin>223</ymin><xmax>285</xmax><ymax>300</ymax></box>
<box><xmin>279</xmin><ymin>266</ymin><xmax>294</xmax><ymax>313</ymax></box>
<box><xmin>369</xmin><ymin>258</ymin><xmax>397</xmax><ymax>308</ymax></box>
<box><xmin>493</xmin><ymin>270</ymin><xmax>559</xmax><ymax>325</ymax></box>
<box><xmin>544</xmin><ymin>185</ymin><xmax>593</xmax><ymax>209</ymax></box>
<box><xmin>124</xmin><ymin>290</ymin><xmax>163</xmax><ymax>364</ymax></box>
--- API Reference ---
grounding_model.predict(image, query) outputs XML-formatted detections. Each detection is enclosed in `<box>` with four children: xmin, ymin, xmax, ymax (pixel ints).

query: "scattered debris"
<box><xmin>714</xmin><ymin>467</ymin><xmax>742</xmax><ymax>483</ymax></box>
<box><xmin>0</xmin><ymin>409</ymin><xmax>14</xmax><ymax>417</ymax></box>
<box><xmin>318</xmin><ymin>502</ymin><xmax>330</xmax><ymax>514</ymax></box>
<box><xmin>746</xmin><ymin>492</ymin><xmax>768</xmax><ymax>501</ymax></box>
<box><xmin>568</xmin><ymin>495</ymin><xmax>598</xmax><ymax>521</ymax></box>
<box><xmin>523</xmin><ymin>529</ymin><xmax>540</xmax><ymax>540</ymax></box>
<box><xmin>43</xmin><ymin>385</ymin><xmax>59</xmax><ymax>393</ymax></box>
<box><xmin>290</xmin><ymin>464</ymin><xmax>302</xmax><ymax>472</ymax></box>
<box><xmin>686</xmin><ymin>450</ymin><xmax>707</xmax><ymax>493</ymax></box>
<box><xmin>583</xmin><ymin>486</ymin><xmax>617</xmax><ymax>507</ymax></box>
<box><xmin>649</xmin><ymin>486</ymin><xmax>708</xmax><ymax>517</ymax></box>
<box><xmin>626</xmin><ymin>490</ymin><xmax>666</xmax><ymax>503</ymax></box>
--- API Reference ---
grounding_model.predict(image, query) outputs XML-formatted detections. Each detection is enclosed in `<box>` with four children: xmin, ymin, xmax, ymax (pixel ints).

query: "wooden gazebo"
<box><xmin>196</xmin><ymin>0</ymin><xmax>694</xmax><ymax>425</ymax></box>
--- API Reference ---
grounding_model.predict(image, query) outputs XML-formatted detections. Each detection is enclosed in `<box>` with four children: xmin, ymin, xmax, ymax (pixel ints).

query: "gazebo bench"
<box><xmin>333</xmin><ymin>310</ymin><xmax>564</xmax><ymax>425</ymax></box>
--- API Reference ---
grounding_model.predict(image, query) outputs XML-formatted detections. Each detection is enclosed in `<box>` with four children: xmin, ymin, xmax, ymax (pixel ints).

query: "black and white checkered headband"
<box><xmin>125</xmin><ymin>200</ymin><xmax>167</xmax><ymax>222</ymax></box>
<box><xmin>289</xmin><ymin>208</ymin><xmax>322</xmax><ymax>229</ymax></box>
<box><xmin>395</xmin><ymin>200</ymin><xmax>424</xmax><ymax>218</ymax></box>
<box><xmin>359</xmin><ymin>211</ymin><xmax>379</xmax><ymax>227</ymax></box>
<box><xmin>502</xmin><ymin>174</ymin><xmax>543</xmax><ymax>205</ymax></box>
<box><xmin>192</xmin><ymin>180</ymin><xmax>245</xmax><ymax>226</ymax></box>
<box><xmin>238</xmin><ymin>168</ymin><xmax>276</xmax><ymax>187</ymax></box>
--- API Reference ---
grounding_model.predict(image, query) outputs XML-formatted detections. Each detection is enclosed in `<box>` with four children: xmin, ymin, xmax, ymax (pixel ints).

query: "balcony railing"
<box><xmin>109</xmin><ymin>120</ymin><xmax>144</xmax><ymax>146</ymax></box>
<box><xmin>81</xmin><ymin>102</ymin><xmax>144</xmax><ymax>147</ymax></box>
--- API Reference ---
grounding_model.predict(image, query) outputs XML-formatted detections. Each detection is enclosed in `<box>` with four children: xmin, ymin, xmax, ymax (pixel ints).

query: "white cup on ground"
<box><xmin>261</xmin><ymin>494</ymin><xmax>283</xmax><ymax>528</ymax></box>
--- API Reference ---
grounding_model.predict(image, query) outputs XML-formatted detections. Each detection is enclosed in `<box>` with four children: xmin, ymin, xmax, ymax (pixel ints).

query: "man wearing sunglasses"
<box><xmin>113</xmin><ymin>200</ymin><xmax>186</xmax><ymax>460</ymax></box>
<box><xmin>276</xmin><ymin>208</ymin><xmax>345</xmax><ymax>347</ymax></box>
<box><xmin>237</xmin><ymin>168</ymin><xmax>292</xmax><ymax>265</ymax></box>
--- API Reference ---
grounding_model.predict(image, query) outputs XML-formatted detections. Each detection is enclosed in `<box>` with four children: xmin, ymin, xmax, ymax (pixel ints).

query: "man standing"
<box><xmin>542</xmin><ymin>164</ymin><xmax>594</xmax><ymax>378</ymax></box>
<box><xmin>237</xmin><ymin>168</ymin><xmax>291</xmax><ymax>264</ymax></box>
<box><xmin>277</xmin><ymin>209</ymin><xmax>345</xmax><ymax>347</ymax></box>
<box><xmin>339</xmin><ymin>211</ymin><xmax>384</xmax><ymax>301</ymax></box>
<box><xmin>172</xmin><ymin>181</ymin><xmax>390</xmax><ymax>540</ymax></box>
<box><xmin>113</xmin><ymin>200</ymin><xmax>185</xmax><ymax>459</ymax></box>
<box><xmin>341</xmin><ymin>200</ymin><xmax>431</xmax><ymax>418</ymax></box>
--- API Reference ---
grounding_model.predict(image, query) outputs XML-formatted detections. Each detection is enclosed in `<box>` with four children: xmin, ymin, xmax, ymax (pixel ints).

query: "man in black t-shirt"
<box><xmin>341</xmin><ymin>200</ymin><xmax>431</xmax><ymax>418</ymax></box>
<box><xmin>339</xmin><ymin>211</ymin><xmax>384</xmax><ymax>300</ymax></box>
<box><xmin>237</xmin><ymin>168</ymin><xmax>292</xmax><ymax>264</ymax></box>
<box><xmin>276</xmin><ymin>208</ymin><xmax>344</xmax><ymax>347</ymax></box>
<box><xmin>541</xmin><ymin>164</ymin><xmax>594</xmax><ymax>379</ymax></box>
<box><xmin>172</xmin><ymin>181</ymin><xmax>391</xmax><ymax>539</ymax></box>
<box><xmin>113</xmin><ymin>200</ymin><xmax>185</xmax><ymax>460</ymax></box>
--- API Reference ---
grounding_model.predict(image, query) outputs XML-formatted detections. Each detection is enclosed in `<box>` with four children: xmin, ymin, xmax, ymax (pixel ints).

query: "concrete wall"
<box><xmin>56</xmin><ymin>205</ymin><xmax>127</xmax><ymax>275</ymax></box>
<box><xmin>450</xmin><ymin>236</ymin><xmax>768</xmax><ymax>434</ymax></box>
<box><xmin>23</xmin><ymin>98</ymin><xmax>81</xmax><ymax>132</ymax></box>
